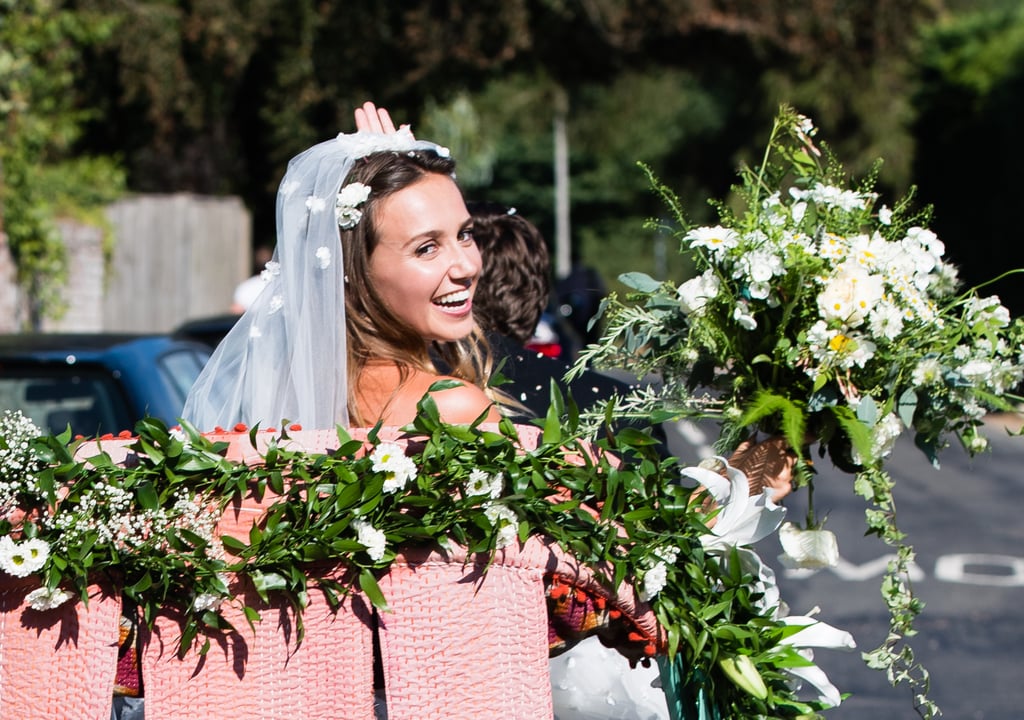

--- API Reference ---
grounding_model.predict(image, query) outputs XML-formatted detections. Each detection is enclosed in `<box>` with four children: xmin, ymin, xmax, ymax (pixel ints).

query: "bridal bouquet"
<box><xmin>575</xmin><ymin>105</ymin><xmax>1024</xmax><ymax>717</ymax></box>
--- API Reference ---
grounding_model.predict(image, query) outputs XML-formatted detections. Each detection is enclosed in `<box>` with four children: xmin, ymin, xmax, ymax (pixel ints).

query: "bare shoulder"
<box><xmin>424</xmin><ymin>374</ymin><xmax>501</xmax><ymax>424</ymax></box>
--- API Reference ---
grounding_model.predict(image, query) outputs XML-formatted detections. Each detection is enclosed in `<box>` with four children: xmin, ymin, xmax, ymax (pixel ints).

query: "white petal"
<box><xmin>781</xmin><ymin>616</ymin><xmax>856</xmax><ymax>649</ymax></box>
<box><xmin>786</xmin><ymin>662</ymin><xmax>843</xmax><ymax>707</ymax></box>
<box><xmin>680</xmin><ymin>463</ymin><xmax>731</xmax><ymax>503</ymax></box>
<box><xmin>778</xmin><ymin>523</ymin><xmax>839</xmax><ymax>568</ymax></box>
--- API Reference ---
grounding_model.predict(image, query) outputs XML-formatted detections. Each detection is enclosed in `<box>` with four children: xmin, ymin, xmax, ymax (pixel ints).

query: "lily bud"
<box><xmin>719</xmin><ymin>654</ymin><xmax>768</xmax><ymax>700</ymax></box>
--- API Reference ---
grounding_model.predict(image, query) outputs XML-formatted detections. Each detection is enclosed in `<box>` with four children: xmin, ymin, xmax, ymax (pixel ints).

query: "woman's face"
<box><xmin>368</xmin><ymin>173</ymin><xmax>481</xmax><ymax>343</ymax></box>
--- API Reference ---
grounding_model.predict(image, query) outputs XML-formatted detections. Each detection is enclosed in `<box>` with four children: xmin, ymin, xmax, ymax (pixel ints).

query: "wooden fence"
<box><xmin>0</xmin><ymin>193</ymin><xmax>251</xmax><ymax>334</ymax></box>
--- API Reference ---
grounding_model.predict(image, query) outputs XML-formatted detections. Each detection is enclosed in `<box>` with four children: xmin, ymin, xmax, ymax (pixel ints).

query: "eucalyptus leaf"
<box><xmin>619</xmin><ymin>271</ymin><xmax>664</xmax><ymax>293</ymax></box>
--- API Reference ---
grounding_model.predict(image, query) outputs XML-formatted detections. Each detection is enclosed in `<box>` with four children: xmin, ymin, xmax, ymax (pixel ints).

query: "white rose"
<box><xmin>817</xmin><ymin>264</ymin><xmax>884</xmax><ymax>328</ymax></box>
<box><xmin>677</xmin><ymin>271</ymin><xmax>720</xmax><ymax>315</ymax></box>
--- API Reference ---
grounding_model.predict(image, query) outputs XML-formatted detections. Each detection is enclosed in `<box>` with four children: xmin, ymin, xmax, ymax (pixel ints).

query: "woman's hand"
<box><xmin>354</xmin><ymin>101</ymin><xmax>400</xmax><ymax>134</ymax></box>
<box><xmin>727</xmin><ymin>435</ymin><xmax>797</xmax><ymax>501</ymax></box>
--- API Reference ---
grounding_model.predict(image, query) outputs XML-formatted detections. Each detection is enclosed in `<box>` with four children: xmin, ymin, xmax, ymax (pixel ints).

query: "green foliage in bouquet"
<box><xmin>574</xmin><ymin>105</ymin><xmax>1024</xmax><ymax>718</ymax></box>
<box><xmin>1</xmin><ymin>390</ymin><xmax>853</xmax><ymax>718</ymax></box>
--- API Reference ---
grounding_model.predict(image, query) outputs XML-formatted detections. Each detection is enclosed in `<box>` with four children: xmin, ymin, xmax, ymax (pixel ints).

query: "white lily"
<box><xmin>683</xmin><ymin>458</ymin><xmax>855</xmax><ymax>708</ymax></box>
<box><xmin>681</xmin><ymin>458</ymin><xmax>787</xmax><ymax>551</ymax></box>
<box><xmin>781</xmin><ymin>611</ymin><xmax>856</xmax><ymax>649</ymax></box>
<box><xmin>776</xmin><ymin>611</ymin><xmax>857</xmax><ymax>707</ymax></box>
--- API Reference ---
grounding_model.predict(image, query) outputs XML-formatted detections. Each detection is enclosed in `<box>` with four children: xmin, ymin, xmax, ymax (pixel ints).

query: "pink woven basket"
<box><xmin>0</xmin><ymin>579</ymin><xmax>121</xmax><ymax>720</ymax></box>
<box><xmin>0</xmin><ymin>425</ymin><xmax>661</xmax><ymax>719</ymax></box>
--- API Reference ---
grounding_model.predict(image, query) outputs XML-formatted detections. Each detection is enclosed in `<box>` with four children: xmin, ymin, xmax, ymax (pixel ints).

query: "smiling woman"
<box><xmin>339</xmin><ymin>150</ymin><xmax>500</xmax><ymax>426</ymax></box>
<box><xmin>183</xmin><ymin>107</ymin><xmax>502</xmax><ymax>430</ymax></box>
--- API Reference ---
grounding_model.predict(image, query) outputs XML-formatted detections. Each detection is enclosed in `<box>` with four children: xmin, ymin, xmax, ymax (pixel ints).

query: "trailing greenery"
<box><xmin>574</xmin><ymin>106</ymin><xmax>1024</xmax><ymax>718</ymax></box>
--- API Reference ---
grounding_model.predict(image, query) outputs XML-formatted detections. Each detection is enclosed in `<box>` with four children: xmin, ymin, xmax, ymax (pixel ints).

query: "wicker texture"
<box><xmin>0</xmin><ymin>581</ymin><xmax>120</xmax><ymax>720</ymax></box>
<box><xmin>380</xmin><ymin>547</ymin><xmax>552</xmax><ymax>720</ymax></box>
<box><xmin>140</xmin><ymin>575</ymin><xmax>375</xmax><ymax>720</ymax></box>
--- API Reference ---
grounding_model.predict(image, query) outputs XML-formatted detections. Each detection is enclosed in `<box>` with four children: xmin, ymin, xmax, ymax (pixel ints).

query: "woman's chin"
<box><xmin>424</xmin><ymin>313</ymin><xmax>475</xmax><ymax>342</ymax></box>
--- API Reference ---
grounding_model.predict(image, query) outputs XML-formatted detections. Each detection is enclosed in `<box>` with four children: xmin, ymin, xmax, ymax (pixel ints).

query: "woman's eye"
<box><xmin>459</xmin><ymin>229</ymin><xmax>476</xmax><ymax>244</ymax></box>
<box><xmin>415</xmin><ymin>242</ymin><xmax>438</xmax><ymax>257</ymax></box>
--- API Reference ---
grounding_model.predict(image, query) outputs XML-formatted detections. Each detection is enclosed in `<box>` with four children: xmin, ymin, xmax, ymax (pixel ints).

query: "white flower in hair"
<box><xmin>336</xmin><ymin>182</ymin><xmax>372</xmax><ymax>230</ymax></box>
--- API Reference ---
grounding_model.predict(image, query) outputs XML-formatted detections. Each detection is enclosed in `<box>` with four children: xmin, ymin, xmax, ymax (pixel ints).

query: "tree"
<box><xmin>0</xmin><ymin>0</ymin><xmax>124</xmax><ymax>328</ymax></box>
<box><xmin>913</xmin><ymin>3</ymin><xmax>1024</xmax><ymax>315</ymax></box>
<box><xmin>62</xmin><ymin>0</ymin><xmax>939</xmax><ymax>298</ymax></box>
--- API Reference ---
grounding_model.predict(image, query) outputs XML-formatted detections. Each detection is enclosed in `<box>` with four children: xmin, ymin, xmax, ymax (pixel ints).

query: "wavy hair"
<box><xmin>340</xmin><ymin>150</ymin><xmax>494</xmax><ymax>425</ymax></box>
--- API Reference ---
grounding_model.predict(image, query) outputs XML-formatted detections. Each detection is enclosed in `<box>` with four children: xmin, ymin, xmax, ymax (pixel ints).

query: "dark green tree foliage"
<box><xmin>913</xmin><ymin>4</ymin><xmax>1024</xmax><ymax>315</ymax></box>
<box><xmin>63</xmin><ymin>0</ymin><xmax>939</xmax><ymax>292</ymax></box>
<box><xmin>0</xmin><ymin>0</ymin><xmax>124</xmax><ymax>328</ymax></box>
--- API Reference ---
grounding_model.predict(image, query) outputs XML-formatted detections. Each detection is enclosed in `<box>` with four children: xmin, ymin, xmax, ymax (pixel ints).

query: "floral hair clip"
<box><xmin>336</xmin><ymin>182</ymin><xmax>371</xmax><ymax>230</ymax></box>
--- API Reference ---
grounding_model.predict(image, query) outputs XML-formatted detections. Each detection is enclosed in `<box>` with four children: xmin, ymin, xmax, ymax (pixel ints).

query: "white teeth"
<box><xmin>434</xmin><ymin>289</ymin><xmax>470</xmax><ymax>305</ymax></box>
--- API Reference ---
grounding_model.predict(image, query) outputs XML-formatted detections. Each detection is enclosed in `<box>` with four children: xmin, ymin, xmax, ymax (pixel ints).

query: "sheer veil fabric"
<box><xmin>182</xmin><ymin>129</ymin><xmax>449</xmax><ymax>431</ymax></box>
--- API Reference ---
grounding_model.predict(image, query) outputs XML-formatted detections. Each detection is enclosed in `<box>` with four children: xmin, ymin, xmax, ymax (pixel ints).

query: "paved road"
<box><xmin>663</xmin><ymin>414</ymin><xmax>1024</xmax><ymax>720</ymax></box>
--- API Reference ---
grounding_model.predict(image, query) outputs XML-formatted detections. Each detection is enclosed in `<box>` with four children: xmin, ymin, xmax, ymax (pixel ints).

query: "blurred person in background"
<box><xmin>230</xmin><ymin>244</ymin><xmax>274</xmax><ymax>314</ymax></box>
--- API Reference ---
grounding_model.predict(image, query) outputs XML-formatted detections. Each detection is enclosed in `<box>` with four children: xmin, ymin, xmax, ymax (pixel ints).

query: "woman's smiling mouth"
<box><xmin>433</xmin><ymin>288</ymin><xmax>471</xmax><ymax>310</ymax></box>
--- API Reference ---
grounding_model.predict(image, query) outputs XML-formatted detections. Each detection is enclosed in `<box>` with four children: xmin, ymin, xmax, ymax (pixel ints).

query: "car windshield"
<box><xmin>0</xmin><ymin>367</ymin><xmax>133</xmax><ymax>437</ymax></box>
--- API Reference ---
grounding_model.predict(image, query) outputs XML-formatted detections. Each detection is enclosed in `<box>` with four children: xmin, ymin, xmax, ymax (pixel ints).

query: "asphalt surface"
<box><xmin>664</xmin><ymin>414</ymin><xmax>1024</xmax><ymax>720</ymax></box>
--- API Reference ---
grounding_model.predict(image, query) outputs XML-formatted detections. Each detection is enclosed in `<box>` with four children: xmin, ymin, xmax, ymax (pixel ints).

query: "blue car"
<box><xmin>0</xmin><ymin>333</ymin><xmax>211</xmax><ymax>437</ymax></box>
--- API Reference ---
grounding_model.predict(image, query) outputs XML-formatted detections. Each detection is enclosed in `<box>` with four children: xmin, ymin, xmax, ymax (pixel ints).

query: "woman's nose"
<box><xmin>449</xmin><ymin>241</ymin><xmax>481</xmax><ymax>279</ymax></box>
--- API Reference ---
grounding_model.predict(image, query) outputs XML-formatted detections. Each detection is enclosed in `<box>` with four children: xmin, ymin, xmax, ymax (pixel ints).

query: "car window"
<box><xmin>0</xmin><ymin>367</ymin><xmax>133</xmax><ymax>437</ymax></box>
<box><xmin>158</xmin><ymin>348</ymin><xmax>210</xmax><ymax>407</ymax></box>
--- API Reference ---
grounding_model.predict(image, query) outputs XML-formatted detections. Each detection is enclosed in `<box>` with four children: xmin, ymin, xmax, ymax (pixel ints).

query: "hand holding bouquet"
<box><xmin>576</xmin><ymin>105</ymin><xmax>1024</xmax><ymax>717</ymax></box>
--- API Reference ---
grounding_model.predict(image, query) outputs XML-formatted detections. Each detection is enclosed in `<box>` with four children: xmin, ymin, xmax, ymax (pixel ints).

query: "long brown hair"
<box><xmin>339</xmin><ymin>150</ymin><xmax>494</xmax><ymax>425</ymax></box>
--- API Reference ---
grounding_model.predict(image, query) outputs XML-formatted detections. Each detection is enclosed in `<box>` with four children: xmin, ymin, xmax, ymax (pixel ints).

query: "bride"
<box><xmin>184</xmin><ymin>103</ymin><xmax>501</xmax><ymax>430</ymax></box>
<box><xmin>183</xmin><ymin>102</ymin><xmax>795</xmax><ymax>720</ymax></box>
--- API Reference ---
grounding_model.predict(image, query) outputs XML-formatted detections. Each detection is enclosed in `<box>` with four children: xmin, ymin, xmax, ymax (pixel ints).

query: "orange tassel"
<box><xmin>549</xmin><ymin>583</ymin><xmax>569</xmax><ymax>600</ymax></box>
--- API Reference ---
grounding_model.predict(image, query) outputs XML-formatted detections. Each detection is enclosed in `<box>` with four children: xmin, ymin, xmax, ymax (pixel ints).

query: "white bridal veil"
<box><xmin>182</xmin><ymin>128</ymin><xmax>449</xmax><ymax>431</ymax></box>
